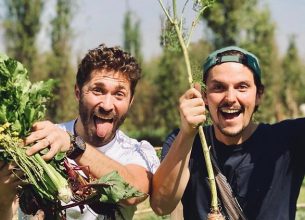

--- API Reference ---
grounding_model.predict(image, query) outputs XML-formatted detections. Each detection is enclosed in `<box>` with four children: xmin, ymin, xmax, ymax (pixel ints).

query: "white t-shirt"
<box><xmin>20</xmin><ymin>120</ymin><xmax>160</xmax><ymax>220</ymax></box>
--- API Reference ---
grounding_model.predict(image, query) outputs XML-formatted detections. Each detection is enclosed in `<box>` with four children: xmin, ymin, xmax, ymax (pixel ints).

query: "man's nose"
<box><xmin>100</xmin><ymin>94</ymin><xmax>114</xmax><ymax>111</ymax></box>
<box><xmin>225</xmin><ymin>88</ymin><xmax>237</xmax><ymax>104</ymax></box>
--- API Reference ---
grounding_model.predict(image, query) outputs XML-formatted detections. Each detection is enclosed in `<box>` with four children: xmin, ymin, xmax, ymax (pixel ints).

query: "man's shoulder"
<box><xmin>116</xmin><ymin>130</ymin><xmax>153</xmax><ymax>148</ymax></box>
<box><xmin>58</xmin><ymin>120</ymin><xmax>76</xmax><ymax>133</ymax></box>
<box><xmin>260</xmin><ymin>117</ymin><xmax>305</xmax><ymax>132</ymax></box>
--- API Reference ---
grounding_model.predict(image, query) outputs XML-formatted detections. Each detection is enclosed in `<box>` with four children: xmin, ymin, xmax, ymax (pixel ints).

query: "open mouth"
<box><xmin>219</xmin><ymin>108</ymin><xmax>243</xmax><ymax>120</ymax></box>
<box><xmin>94</xmin><ymin>115</ymin><xmax>114</xmax><ymax>124</ymax></box>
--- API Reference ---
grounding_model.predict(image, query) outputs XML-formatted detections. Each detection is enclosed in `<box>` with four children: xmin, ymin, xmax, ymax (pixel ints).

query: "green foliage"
<box><xmin>280</xmin><ymin>37</ymin><xmax>305</xmax><ymax>118</ymax></box>
<box><xmin>2</xmin><ymin>0</ymin><xmax>44</xmax><ymax>81</ymax></box>
<box><xmin>0</xmin><ymin>54</ymin><xmax>72</xmax><ymax>206</ymax></box>
<box><xmin>160</xmin><ymin>17</ymin><xmax>182</xmax><ymax>53</ymax></box>
<box><xmin>46</xmin><ymin>0</ymin><xmax>78</xmax><ymax>122</ymax></box>
<box><xmin>123</xmin><ymin>10</ymin><xmax>143</xmax><ymax>64</ymax></box>
<box><xmin>0</xmin><ymin>54</ymin><xmax>54</xmax><ymax>137</ymax></box>
<box><xmin>203</xmin><ymin>0</ymin><xmax>258</xmax><ymax>47</ymax></box>
<box><xmin>92</xmin><ymin>171</ymin><xmax>144</xmax><ymax>203</ymax></box>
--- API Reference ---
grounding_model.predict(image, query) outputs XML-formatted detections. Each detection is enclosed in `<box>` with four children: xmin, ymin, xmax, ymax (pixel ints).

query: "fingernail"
<box><xmin>25</xmin><ymin>149</ymin><xmax>31</xmax><ymax>156</ymax></box>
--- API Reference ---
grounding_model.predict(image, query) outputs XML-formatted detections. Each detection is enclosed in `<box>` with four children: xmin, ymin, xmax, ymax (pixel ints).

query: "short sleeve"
<box><xmin>125</xmin><ymin>140</ymin><xmax>160</xmax><ymax>174</ymax></box>
<box><xmin>161</xmin><ymin>128</ymin><xmax>180</xmax><ymax>161</ymax></box>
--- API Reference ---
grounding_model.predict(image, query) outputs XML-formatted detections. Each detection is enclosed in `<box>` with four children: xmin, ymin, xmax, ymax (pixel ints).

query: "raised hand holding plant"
<box><xmin>158</xmin><ymin>1</ymin><xmax>225</xmax><ymax>219</ymax></box>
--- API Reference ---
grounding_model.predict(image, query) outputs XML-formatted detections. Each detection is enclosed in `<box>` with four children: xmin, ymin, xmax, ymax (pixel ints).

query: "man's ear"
<box><xmin>255</xmin><ymin>92</ymin><xmax>263</xmax><ymax>106</ymax></box>
<box><xmin>202</xmin><ymin>89</ymin><xmax>208</xmax><ymax>105</ymax></box>
<box><xmin>75</xmin><ymin>84</ymin><xmax>80</xmax><ymax>100</ymax></box>
<box><xmin>130</xmin><ymin>96</ymin><xmax>134</xmax><ymax>106</ymax></box>
<box><xmin>255</xmin><ymin>86</ymin><xmax>264</xmax><ymax>106</ymax></box>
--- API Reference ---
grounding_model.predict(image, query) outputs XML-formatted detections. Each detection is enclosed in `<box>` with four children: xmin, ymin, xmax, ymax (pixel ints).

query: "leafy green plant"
<box><xmin>0</xmin><ymin>53</ymin><xmax>73</xmax><ymax>204</ymax></box>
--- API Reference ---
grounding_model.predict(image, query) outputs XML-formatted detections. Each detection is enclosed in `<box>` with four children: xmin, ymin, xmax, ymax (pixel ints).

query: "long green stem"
<box><xmin>186</xmin><ymin>6</ymin><xmax>209</xmax><ymax>47</ymax></box>
<box><xmin>174</xmin><ymin>21</ymin><xmax>218</xmax><ymax>212</ymax></box>
<box><xmin>34</xmin><ymin>154</ymin><xmax>72</xmax><ymax>203</ymax></box>
<box><xmin>158</xmin><ymin>0</ymin><xmax>219</xmax><ymax>212</ymax></box>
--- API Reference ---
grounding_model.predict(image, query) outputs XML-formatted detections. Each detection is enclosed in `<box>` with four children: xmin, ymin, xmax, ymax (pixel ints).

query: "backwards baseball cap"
<box><xmin>203</xmin><ymin>46</ymin><xmax>261</xmax><ymax>81</ymax></box>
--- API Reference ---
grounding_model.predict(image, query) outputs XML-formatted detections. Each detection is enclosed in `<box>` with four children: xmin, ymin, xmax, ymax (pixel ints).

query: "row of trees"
<box><xmin>1</xmin><ymin>0</ymin><xmax>77</xmax><ymax>122</ymax></box>
<box><xmin>1</xmin><ymin>0</ymin><xmax>305</xmax><ymax>145</ymax></box>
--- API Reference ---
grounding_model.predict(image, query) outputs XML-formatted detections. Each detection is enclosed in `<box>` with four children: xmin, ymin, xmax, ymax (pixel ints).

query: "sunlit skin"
<box><xmin>75</xmin><ymin>70</ymin><xmax>133</xmax><ymax>147</ymax></box>
<box><xmin>204</xmin><ymin>62</ymin><xmax>262</xmax><ymax>145</ymax></box>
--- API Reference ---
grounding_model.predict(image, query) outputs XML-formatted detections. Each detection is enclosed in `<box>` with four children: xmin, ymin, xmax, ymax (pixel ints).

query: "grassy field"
<box><xmin>297</xmin><ymin>185</ymin><xmax>305</xmax><ymax>220</ymax></box>
<box><xmin>134</xmin><ymin>198</ymin><xmax>169</xmax><ymax>220</ymax></box>
<box><xmin>134</xmin><ymin>186</ymin><xmax>305</xmax><ymax>220</ymax></box>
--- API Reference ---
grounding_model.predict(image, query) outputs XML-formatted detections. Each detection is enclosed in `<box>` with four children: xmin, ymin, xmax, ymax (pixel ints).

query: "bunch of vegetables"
<box><xmin>0</xmin><ymin>53</ymin><xmax>73</xmax><ymax>216</ymax></box>
<box><xmin>0</xmin><ymin>54</ymin><xmax>144</xmax><ymax>220</ymax></box>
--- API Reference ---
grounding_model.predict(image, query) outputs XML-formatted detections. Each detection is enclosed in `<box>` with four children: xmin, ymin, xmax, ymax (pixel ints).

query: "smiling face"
<box><xmin>75</xmin><ymin>70</ymin><xmax>133</xmax><ymax>146</ymax></box>
<box><xmin>204</xmin><ymin>62</ymin><xmax>262</xmax><ymax>145</ymax></box>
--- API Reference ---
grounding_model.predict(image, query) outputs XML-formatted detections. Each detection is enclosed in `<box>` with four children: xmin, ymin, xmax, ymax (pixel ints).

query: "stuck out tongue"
<box><xmin>95</xmin><ymin>118</ymin><xmax>113</xmax><ymax>138</ymax></box>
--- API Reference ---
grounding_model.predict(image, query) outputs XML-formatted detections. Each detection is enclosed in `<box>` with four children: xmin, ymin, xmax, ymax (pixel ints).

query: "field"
<box><xmin>134</xmin><ymin>186</ymin><xmax>305</xmax><ymax>220</ymax></box>
<box><xmin>297</xmin><ymin>186</ymin><xmax>305</xmax><ymax>220</ymax></box>
<box><xmin>134</xmin><ymin>198</ymin><xmax>170</xmax><ymax>220</ymax></box>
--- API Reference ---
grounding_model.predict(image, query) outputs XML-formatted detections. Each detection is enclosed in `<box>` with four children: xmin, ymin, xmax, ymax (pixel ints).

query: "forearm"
<box><xmin>150</xmin><ymin>130</ymin><xmax>195</xmax><ymax>215</ymax></box>
<box><xmin>75</xmin><ymin>145</ymin><xmax>150</xmax><ymax>204</ymax></box>
<box><xmin>0</xmin><ymin>197</ymin><xmax>17</xmax><ymax>220</ymax></box>
<box><xmin>1</xmin><ymin>207</ymin><xmax>14</xmax><ymax>220</ymax></box>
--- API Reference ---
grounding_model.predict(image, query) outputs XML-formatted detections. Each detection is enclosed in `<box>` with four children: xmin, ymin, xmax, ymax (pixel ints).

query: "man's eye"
<box><xmin>212</xmin><ymin>84</ymin><xmax>224</xmax><ymax>92</ymax></box>
<box><xmin>238</xmin><ymin>84</ymin><xmax>249</xmax><ymax>91</ymax></box>
<box><xmin>115</xmin><ymin>92</ymin><xmax>125</xmax><ymax>98</ymax></box>
<box><xmin>93</xmin><ymin>88</ymin><xmax>103</xmax><ymax>93</ymax></box>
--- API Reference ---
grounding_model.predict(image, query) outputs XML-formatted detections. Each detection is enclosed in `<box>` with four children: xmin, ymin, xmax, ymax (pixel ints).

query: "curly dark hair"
<box><xmin>76</xmin><ymin>44</ymin><xmax>141</xmax><ymax>97</ymax></box>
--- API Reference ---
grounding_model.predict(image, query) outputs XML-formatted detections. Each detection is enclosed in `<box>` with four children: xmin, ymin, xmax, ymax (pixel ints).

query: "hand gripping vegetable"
<box><xmin>0</xmin><ymin>54</ymin><xmax>145</xmax><ymax>220</ymax></box>
<box><xmin>0</xmin><ymin>54</ymin><xmax>72</xmax><ymax>213</ymax></box>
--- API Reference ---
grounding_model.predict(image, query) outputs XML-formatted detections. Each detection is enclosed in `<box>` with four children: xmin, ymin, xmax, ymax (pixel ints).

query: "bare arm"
<box><xmin>0</xmin><ymin>161</ymin><xmax>23</xmax><ymax>220</ymax></box>
<box><xmin>25</xmin><ymin>121</ymin><xmax>152</xmax><ymax>205</ymax></box>
<box><xmin>75</xmin><ymin>144</ymin><xmax>152</xmax><ymax>205</ymax></box>
<box><xmin>150</xmin><ymin>85</ymin><xmax>206</xmax><ymax>215</ymax></box>
<box><xmin>150</xmin><ymin>130</ymin><xmax>195</xmax><ymax>215</ymax></box>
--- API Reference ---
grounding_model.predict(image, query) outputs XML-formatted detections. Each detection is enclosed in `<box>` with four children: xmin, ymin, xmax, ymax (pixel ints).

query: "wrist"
<box><xmin>66</xmin><ymin>132</ymin><xmax>86</xmax><ymax>159</ymax></box>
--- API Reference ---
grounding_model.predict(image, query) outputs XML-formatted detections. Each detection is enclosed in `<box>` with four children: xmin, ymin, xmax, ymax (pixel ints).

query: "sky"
<box><xmin>0</xmin><ymin>0</ymin><xmax>304</xmax><ymax>62</ymax></box>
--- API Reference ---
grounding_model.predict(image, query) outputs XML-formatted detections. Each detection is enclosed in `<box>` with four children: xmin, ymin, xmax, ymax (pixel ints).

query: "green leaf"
<box><xmin>91</xmin><ymin>171</ymin><xmax>145</xmax><ymax>203</ymax></box>
<box><xmin>54</xmin><ymin>152</ymin><xmax>66</xmax><ymax>161</ymax></box>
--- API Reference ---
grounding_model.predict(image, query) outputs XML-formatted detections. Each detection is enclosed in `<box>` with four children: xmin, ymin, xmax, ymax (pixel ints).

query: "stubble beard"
<box><xmin>215</xmin><ymin>114</ymin><xmax>255</xmax><ymax>139</ymax></box>
<box><xmin>217</xmin><ymin>124</ymin><xmax>244</xmax><ymax>137</ymax></box>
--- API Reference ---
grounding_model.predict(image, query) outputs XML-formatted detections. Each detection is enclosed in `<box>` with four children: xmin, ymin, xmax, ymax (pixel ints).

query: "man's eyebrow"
<box><xmin>116</xmin><ymin>84</ymin><xmax>128</xmax><ymax>90</ymax></box>
<box><xmin>209</xmin><ymin>79</ymin><xmax>224</xmax><ymax>84</ymax></box>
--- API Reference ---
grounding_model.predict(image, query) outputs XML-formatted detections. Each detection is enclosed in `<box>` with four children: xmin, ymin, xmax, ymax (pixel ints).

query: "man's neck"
<box><xmin>213</xmin><ymin>122</ymin><xmax>259</xmax><ymax>146</ymax></box>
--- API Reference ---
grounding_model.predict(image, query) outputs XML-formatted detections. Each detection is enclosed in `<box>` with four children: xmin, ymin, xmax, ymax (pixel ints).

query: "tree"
<box><xmin>242</xmin><ymin>6</ymin><xmax>282</xmax><ymax>122</ymax></box>
<box><xmin>123</xmin><ymin>9</ymin><xmax>143</xmax><ymax>64</ymax></box>
<box><xmin>281</xmin><ymin>36</ymin><xmax>305</xmax><ymax>118</ymax></box>
<box><xmin>203</xmin><ymin>0</ymin><xmax>256</xmax><ymax>48</ymax></box>
<box><xmin>46</xmin><ymin>0</ymin><xmax>77</xmax><ymax>122</ymax></box>
<box><xmin>2</xmin><ymin>0</ymin><xmax>43</xmax><ymax>81</ymax></box>
<box><xmin>152</xmin><ymin>17</ymin><xmax>189</xmax><ymax>136</ymax></box>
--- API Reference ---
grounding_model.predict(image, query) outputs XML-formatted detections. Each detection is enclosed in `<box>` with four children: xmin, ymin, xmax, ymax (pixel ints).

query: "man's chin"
<box><xmin>219</xmin><ymin>126</ymin><xmax>243</xmax><ymax>137</ymax></box>
<box><xmin>90</xmin><ymin>135</ymin><xmax>113</xmax><ymax>147</ymax></box>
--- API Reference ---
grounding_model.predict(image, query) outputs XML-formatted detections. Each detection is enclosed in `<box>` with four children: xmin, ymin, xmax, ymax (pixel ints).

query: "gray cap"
<box><xmin>203</xmin><ymin>46</ymin><xmax>261</xmax><ymax>81</ymax></box>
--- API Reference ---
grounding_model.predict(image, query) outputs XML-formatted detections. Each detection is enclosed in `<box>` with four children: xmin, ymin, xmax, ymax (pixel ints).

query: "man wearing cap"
<box><xmin>150</xmin><ymin>46</ymin><xmax>305</xmax><ymax>220</ymax></box>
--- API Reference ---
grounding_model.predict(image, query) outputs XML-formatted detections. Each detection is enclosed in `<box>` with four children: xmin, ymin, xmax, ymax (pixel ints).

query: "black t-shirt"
<box><xmin>161</xmin><ymin>119</ymin><xmax>305</xmax><ymax>220</ymax></box>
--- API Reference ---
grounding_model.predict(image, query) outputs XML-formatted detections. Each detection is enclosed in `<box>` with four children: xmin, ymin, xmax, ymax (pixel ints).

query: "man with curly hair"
<box><xmin>19</xmin><ymin>44</ymin><xmax>160</xmax><ymax>219</ymax></box>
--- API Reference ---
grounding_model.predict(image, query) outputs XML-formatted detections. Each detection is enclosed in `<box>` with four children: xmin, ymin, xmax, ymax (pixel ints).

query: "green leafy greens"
<box><xmin>0</xmin><ymin>53</ymin><xmax>54</xmax><ymax>138</ymax></box>
<box><xmin>0</xmin><ymin>53</ymin><xmax>72</xmax><ymax>205</ymax></box>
